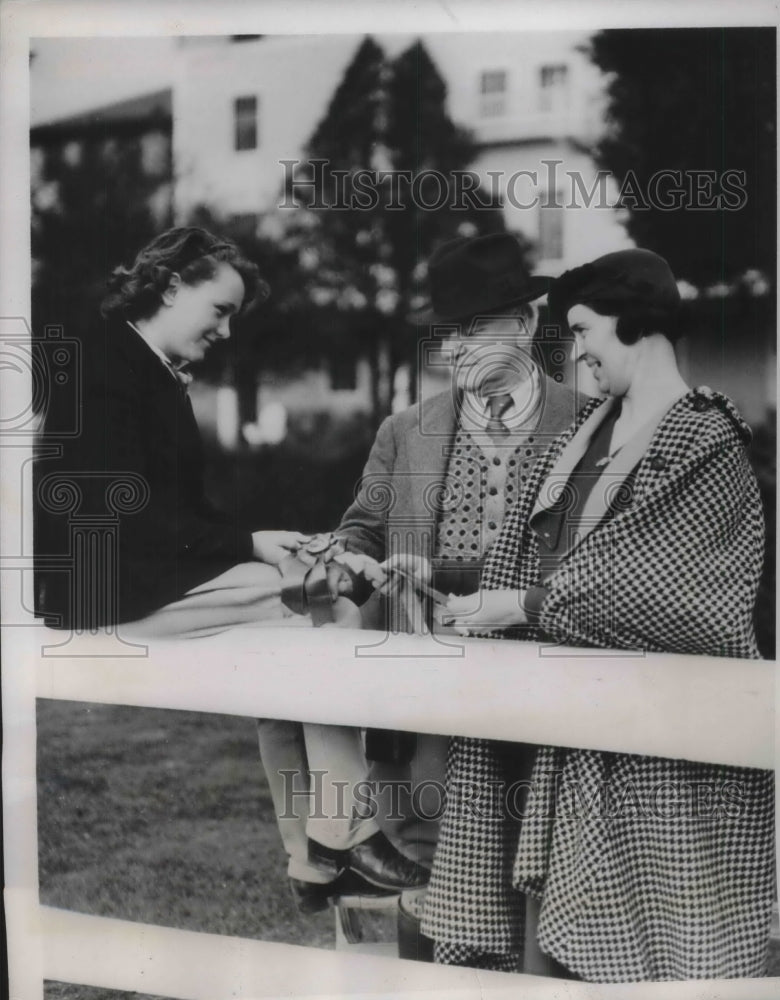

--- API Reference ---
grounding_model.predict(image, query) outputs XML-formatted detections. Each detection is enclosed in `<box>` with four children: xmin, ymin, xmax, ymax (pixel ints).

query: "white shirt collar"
<box><xmin>126</xmin><ymin>320</ymin><xmax>174</xmax><ymax>368</ymax></box>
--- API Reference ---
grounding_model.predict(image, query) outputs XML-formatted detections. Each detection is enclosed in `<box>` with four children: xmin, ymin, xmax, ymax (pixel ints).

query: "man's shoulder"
<box><xmin>381</xmin><ymin>388</ymin><xmax>455</xmax><ymax>433</ymax></box>
<box><xmin>538</xmin><ymin>373</ymin><xmax>591</xmax><ymax>429</ymax></box>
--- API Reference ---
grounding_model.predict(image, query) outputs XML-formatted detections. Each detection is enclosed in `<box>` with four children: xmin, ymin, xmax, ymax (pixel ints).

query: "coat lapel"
<box><xmin>533</xmin><ymin>392</ymin><xmax>686</xmax><ymax>557</ymax></box>
<box><xmin>531</xmin><ymin>397</ymin><xmax>615</xmax><ymax>518</ymax></box>
<box><xmin>406</xmin><ymin>388</ymin><xmax>458</xmax><ymax>526</ymax></box>
<box><xmin>570</xmin><ymin>409</ymin><xmax>665</xmax><ymax>552</ymax></box>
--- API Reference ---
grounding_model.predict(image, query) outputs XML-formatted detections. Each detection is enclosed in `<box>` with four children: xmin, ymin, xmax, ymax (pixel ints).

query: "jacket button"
<box><xmin>648</xmin><ymin>454</ymin><xmax>668</xmax><ymax>471</ymax></box>
<box><xmin>693</xmin><ymin>396</ymin><xmax>711</xmax><ymax>412</ymax></box>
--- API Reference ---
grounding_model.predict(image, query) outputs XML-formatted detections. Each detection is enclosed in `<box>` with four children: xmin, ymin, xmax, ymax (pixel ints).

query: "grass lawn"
<box><xmin>37</xmin><ymin>700</ymin><xmax>338</xmax><ymax>949</ymax></box>
<box><xmin>36</xmin><ymin>699</ymin><xmax>778</xmax><ymax>999</ymax></box>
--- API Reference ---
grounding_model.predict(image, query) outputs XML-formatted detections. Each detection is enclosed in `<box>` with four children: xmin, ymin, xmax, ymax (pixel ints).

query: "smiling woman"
<box><xmin>33</xmin><ymin>226</ymin><xmax>317</xmax><ymax>632</ymax></box>
<box><xmin>425</xmin><ymin>249</ymin><xmax>775</xmax><ymax>983</ymax></box>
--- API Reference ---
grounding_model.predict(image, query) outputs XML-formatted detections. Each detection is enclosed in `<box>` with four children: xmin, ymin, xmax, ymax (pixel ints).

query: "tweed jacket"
<box><xmin>422</xmin><ymin>387</ymin><xmax>774</xmax><ymax>981</ymax></box>
<box><xmin>337</xmin><ymin>374</ymin><xmax>584</xmax><ymax>567</ymax></box>
<box><xmin>34</xmin><ymin>317</ymin><xmax>253</xmax><ymax>628</ymax></box>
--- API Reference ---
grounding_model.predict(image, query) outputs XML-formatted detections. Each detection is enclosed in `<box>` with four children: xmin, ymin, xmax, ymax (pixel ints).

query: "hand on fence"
<box><xmin>326</xmin><ymin>551</ymin><xmax>383</xmax><ymax>598</ymax></box>
<box><xmin>320</xmin><ymin>596</ymin><xmax>364</xmax><ymax>629</ymax></box>
<box><xmin>436</xmin><ymin>588</ymin><xmax>528</xmax><ymax>634</ymax></box>
<box><xmin>372</xmin><ymin>554</ymin><xmax>433</xmax><ymax>597</ymax></box>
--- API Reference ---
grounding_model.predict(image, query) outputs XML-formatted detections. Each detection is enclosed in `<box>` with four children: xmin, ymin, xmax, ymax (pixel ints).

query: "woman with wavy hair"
<box><xmin>34</xmin><ymin>225</ymin><xmax>429</xmax><ymax>910</ymax></box>
<box><xmin>35</xmin><ymin>225</ymin><xmax>318</xmax><ymax>633</ymax></box>
<box><xmin>421</xmin><ymin>249</ymin><xmax>775</xmax><ymax>981</ymax></box>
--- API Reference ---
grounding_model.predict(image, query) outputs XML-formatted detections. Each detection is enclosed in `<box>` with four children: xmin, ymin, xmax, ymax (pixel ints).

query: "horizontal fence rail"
<box><xmin>30</xmin><ymin>903</ymin><xmax>778</xmax><ymax>1000</ymax></box>
<box><xmin>9</xmin><ymin>625</ymin><xmax>778</xmax><ymax>1000</ymax></box>
<box><xmin>35</xmin><ymin>626</ymin><xmax>775</xmax><ymax>769</ymax></box>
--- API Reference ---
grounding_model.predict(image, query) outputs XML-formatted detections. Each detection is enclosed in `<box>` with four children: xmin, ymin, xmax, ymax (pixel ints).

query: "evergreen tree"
<box><xmin>589</xmin><ymin>27</ymin><xmax>775</xmax><ymax>290</ymax></box>
<box><xmin>274</xmin><ymin>35</ymin><xmax>509</xmax><ymax>422</ymax></box>
<box><xmin>32</xmin><ymin>135</ymin><xmax>167</xmax><ymax>340</ymax></box>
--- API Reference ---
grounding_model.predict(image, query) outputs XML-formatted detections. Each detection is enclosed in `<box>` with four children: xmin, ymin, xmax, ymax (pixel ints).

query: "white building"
<box><xmin>39</xmin><ymin>35</ymin><xmax>775</xmax><ymax>432</ymax></box>
<box><xmin>172</xmin><ymin>33</ymin><xmax>631</xmax><ymax>274</ymax></box>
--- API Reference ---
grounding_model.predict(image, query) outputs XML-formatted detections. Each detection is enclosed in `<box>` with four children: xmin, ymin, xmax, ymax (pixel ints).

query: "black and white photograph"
<box><xmin>1</xmin><ymin>2</ymin><xmax>777</xmax><ymax>998</ymax></box>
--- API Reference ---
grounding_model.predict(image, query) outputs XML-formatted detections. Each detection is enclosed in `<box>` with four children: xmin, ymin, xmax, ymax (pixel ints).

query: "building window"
<box><xmin>234</xmin><ymin>96</ymin><xmax>258</xmax><ymax>151</ymax></box>
<box><xmin>539</xmin><ymin>64</ymin><xmax>569</xmax><ymax>113</ymax></box>
<box><xmin>479</xmin><ymin>70</ymin><xmax>507</xmax><ymax>117</ymax></box>
<box><xmin>539</xmin><ymin>193</ymin><xmax>564</xmax><ymax>260</ymax></box>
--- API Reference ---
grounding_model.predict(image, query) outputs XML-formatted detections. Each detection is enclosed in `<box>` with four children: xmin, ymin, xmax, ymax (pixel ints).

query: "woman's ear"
<box><xmin>161</xmin><ymin>272</ymin><xmax>182</xmax><ymax>307</ymax></box>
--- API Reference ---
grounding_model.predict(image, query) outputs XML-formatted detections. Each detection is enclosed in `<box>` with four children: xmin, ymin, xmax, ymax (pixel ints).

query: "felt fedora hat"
<box><xmin>411</xmin><ymin>233</ymin><xmax>553</xmax><ymax>325</ymax></box>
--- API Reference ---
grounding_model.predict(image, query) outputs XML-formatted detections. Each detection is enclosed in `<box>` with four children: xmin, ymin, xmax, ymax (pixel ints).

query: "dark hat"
<box><xmin>548</xmin><ymin>248</ymin><xmax>680</xmax><ymax>323</ymax></box>
<box><xmin>411</xmin><ymin>233</ymin><xmax>552</xmax><ymax>325</ymax></box>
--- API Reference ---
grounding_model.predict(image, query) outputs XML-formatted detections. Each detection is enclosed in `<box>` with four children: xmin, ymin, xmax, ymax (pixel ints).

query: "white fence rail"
<box><xmin>5</xmin><ymin>625</ymin><xmax>778</xmax><ymax>1000</ymax></box>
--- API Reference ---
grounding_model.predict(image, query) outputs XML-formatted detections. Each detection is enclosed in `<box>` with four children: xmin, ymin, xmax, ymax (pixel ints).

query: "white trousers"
<box><xmin>123</xmin><ymin>561</ymin><xmax>378</xmax><ymax>882</ymax></box>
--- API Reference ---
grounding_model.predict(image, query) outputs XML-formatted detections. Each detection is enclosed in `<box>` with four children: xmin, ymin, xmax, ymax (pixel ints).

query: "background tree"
<box><xmin>588</xmin><ymin>27</ymin><xmax>775</xmax><ymax>657</ymax></box>
<box><xmin>32</xmin><ymin>136</ymin><xmax>167</xmax><ymax>339</ymax></box>
<box><xmin>384</xmin><ymin>40</ymin><xmax>509</xmax><ymax>394</ymax></box>
<box><xmin>588</xmin><ymin>27</ymin><xmax>775</xmax><ymax>289</ymax></box>
<box><xmin>273</xmin><ymin>35</ymin><xmax>509</xmax><ymax>424</ymax></box>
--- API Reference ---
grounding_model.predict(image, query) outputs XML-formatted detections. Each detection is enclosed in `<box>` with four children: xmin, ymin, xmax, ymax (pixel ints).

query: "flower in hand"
<box><xmin>252</xmin><ymin>530</ymin><xmax>311</xmax><ymax>566</ymax></box>
<box><xmin>435</xmin><ymin>589</ymin><xmax>528</xmax><ymax>635</ymax></box>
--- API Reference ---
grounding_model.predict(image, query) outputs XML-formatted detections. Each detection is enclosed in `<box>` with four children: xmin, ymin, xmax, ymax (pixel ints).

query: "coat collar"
<box><xmin>104</xmin><ymin>315</ymin><xmax>185</xmax><ymax>396</ymax></box>
<box><xmin>531</xmin><ymin>389</ymin><xmax>687</xmax><ymax>555</ymax></box>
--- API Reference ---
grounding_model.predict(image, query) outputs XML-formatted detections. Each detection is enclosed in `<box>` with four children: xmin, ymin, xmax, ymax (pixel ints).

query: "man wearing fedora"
<box><xmin>255</xmin><ymin>233</ymin><xmax>587</xmax><ymax>925</ymax></box>
<box><xmin>333</xmin><ymin>233</ymin><xmax>589</xmax><ymax>898</ymax></box>
<box><xmin>339</xmin><ymin>231</ymin><xmax>587</xmax><ymax>626</ymax></box>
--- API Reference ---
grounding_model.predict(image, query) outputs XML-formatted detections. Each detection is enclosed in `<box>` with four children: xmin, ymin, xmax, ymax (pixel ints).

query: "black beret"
<box><xmin>548</xmin><ymin>249</ymin><xmax>681</xmax><ymax>323</ymax></box>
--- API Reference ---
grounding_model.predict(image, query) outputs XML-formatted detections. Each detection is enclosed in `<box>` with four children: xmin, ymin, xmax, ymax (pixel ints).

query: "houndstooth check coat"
<box><xmin>421</xmin><ymin>387</ymin><xmax>775</xmax><ymax>981</ymax></box>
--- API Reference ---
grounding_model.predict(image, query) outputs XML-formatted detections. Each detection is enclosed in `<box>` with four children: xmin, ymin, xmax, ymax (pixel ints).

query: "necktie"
<box><xmin>486</xmin><ymin>393</ymin><xmax>513</xmax><ymax>438</ymax></box>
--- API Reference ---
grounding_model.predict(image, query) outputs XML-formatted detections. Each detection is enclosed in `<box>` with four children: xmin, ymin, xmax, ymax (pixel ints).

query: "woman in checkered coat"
<box><xmin>421</xmin><ymin>250</ymin><xmax>775</xmax><ymax>981</ymax></box>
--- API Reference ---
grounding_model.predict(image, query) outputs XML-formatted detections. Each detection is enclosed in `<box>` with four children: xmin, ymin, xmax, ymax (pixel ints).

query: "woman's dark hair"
<box><xmin>101</xmin><ymin>227</ymin><xmax>269</xmax><ymax>320</ymax></box>
<box><xmin>571</xmin><ymin>298</ymin><xmax>680</xmax><ymax>346</ymax></box>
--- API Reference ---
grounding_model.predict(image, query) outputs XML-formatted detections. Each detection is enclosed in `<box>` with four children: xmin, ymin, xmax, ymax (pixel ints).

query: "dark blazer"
<box><xmin>34</xmin><ymin>316</ymin><xmax>253</xmax><ymax>628</ymax></box>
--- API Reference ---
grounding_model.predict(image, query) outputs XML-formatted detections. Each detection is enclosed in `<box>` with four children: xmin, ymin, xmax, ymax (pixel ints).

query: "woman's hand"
<box><xmin>434</xmin><ymin>589</ymin><xmax>528</xmax><ymax>634</ymax></box>
<box><xmin>371</xmin><ymin>553</ymin><xmax>432</xmax><ymax>597</ymax></box>
<box><xmin>252</xmin><ymin>530</ymin><xmax>311</xmax><ymax>566</ymax></box>
<box><xmin>326</xmin><ymin>551</ymin><xmax>383</xmax><ymax>597</ymax></box>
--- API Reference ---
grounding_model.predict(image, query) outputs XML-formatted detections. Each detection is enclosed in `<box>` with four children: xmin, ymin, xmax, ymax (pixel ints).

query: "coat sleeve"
<box><xmin>538</xmin><ymin>440</ymin><xmax>764</xmax><ymax>658</ymax></box>
<box><xmin>335</xmin><ymin>414</ymin><xmax>398</xmax><ymax>563</ymax></box>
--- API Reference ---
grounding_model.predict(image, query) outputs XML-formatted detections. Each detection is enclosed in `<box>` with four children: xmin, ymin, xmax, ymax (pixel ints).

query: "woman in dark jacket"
<box><xmin>421</xmin><ymin>249</ymin><xmax>775</xmax><ymax>981</ymax></box>
<box><xmin>34</xmin><ymin>226</ymin><xmax>311</xmax><ymax>633</ymax></box>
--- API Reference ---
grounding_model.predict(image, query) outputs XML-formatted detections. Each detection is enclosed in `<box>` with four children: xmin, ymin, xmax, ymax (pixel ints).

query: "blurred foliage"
<box><xmin>588</xmin><ymin>28</ymin><xmax>775</xmax><ymax>289</ymax></box>
<box><xmin>272</xmin><ymin>36</ymin><xmax>514</xmax><ymax>419</ymax></box>
<box><xmin>587</xmin><ymin>28</ymin><xmax>776</xmax><ymax>655</ymax></box>
<box><xmin>31</xmin><ymin>134</ymin><xmax>170</xmax><ymax>339</ymax></box>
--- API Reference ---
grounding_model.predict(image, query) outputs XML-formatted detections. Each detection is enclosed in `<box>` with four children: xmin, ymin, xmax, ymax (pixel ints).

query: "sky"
<box><xmin>30</xmin><ymin>36</ymin><xmax>180</xmax><ymax>126</ymax></box>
